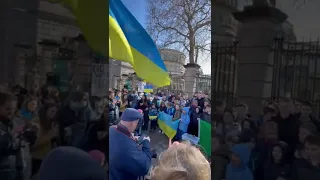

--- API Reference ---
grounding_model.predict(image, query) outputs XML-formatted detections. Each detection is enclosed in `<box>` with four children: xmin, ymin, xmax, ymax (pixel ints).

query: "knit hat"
<box><xmin>120</xmin><ymin>108</ymin><xmax>143</xmax><ymax>121</ymax></box>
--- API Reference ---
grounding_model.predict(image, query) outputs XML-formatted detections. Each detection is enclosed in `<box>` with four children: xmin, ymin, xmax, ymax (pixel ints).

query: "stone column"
<box><xmin>184</xmin><ymin>63</ymin><xmax>200</xmax><ymax>97</ymax></box>
<box><xmin>12</xmin><ymin>43</ymin><xmax>33</xmax><ymax>87</ymax></box>
<box><xmin>233</xmin><ymin>6</ymin><xmax>287</xmax><ymax>115</ymax></box>
<box><xmin>73</xmin><ymin>35</ymin><xmax>93</xmax><ymax>92</ymax></box>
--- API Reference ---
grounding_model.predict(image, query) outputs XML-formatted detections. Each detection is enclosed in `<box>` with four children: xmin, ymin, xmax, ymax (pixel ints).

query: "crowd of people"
<box><xmin>0</xmin><ymin>83</ymin><xmax>211</xmax><ymax>180</ymax></box>
<box><xmin>108</xmin><ymin>89</ymin><xmax>211</xmax><ymax>138</ymax></box>
<box><xmin>3</xmin><ymin>81</ymin><xmax>320</xmax><ymax>180</ymax></box>
<box><xmin>108</xmin><ymin>89</ymin><xmax>212</xmax><ymax>179</ymax></box>
<box><xmin>212</xmin><ymin>98</ymin><xmax>320</xmax><ymax>180</ymax></box>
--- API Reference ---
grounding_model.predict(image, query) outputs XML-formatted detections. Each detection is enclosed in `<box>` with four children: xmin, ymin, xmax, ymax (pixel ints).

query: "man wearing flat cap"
<box><xmin>109</xmin><ymin>108</ymin><xmax>152</xmax><ymax>180</ymax></box>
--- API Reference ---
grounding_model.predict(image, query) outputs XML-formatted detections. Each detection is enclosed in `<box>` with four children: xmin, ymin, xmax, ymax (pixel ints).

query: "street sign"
<box><xmin>91</xmin><ymin>63</ymin><xmax>108</xmax><ymax>97</ymax></box>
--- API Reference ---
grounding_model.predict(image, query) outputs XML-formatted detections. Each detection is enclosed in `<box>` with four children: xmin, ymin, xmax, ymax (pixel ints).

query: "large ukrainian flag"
<box><xmin>158</xmin><ymin>112</ymin><xmax>179</xmax><ymax>139</ymax></box>
<box><xmin>52</xmin><ymin>0</ymin><xmax>170</xmax><ymax>87</ymax></box>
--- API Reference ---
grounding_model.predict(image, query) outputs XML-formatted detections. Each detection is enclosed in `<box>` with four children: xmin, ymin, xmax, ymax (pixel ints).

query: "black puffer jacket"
<box><xmin>0</xmin><ymin>120</ymin><xmax>18</xmax><ymax>180</ymax></box>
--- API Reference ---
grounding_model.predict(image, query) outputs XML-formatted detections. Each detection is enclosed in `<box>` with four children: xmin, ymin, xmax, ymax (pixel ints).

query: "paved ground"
<box><xmin>148</xmin><ymin>130</ymin><xmax>169</xmax><ymax>166</ymax></box>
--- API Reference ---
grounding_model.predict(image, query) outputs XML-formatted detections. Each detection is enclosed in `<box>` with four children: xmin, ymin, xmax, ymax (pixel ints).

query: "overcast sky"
<box><xmin>238</xmin><ymin>0</ymin><xmax>320</xmax><ymax>40</ymax></box>
<box><xmin>277</xmin><ymin>0</ymin><xmax>320</xmax><ymax>40</ymax></box>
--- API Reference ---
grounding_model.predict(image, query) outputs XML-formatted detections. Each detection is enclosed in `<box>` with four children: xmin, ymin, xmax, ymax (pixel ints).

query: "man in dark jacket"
<box><xmin>109</xmin><ymin>108</ymin><xmax>152</xmax><ymax>180</ymax></box>
<box><xmin>275</xmin><ymin>98</ymin><xmax>300</xmax><ymax>163</ymax></box>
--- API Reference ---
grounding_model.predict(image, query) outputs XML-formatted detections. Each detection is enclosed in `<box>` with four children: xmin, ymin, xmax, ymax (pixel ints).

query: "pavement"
<box><xmin>148</xmin><ymin>130</ymin><xmax>169</xmax><ymax>166</ymax></box>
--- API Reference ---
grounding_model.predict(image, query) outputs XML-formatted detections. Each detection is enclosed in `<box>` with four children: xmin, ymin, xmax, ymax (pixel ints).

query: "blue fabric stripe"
<box><xmin>109</xmin><ymin>0</ymin><xmax>167</xmax><ymax>71</ymax></box>
<box><xmin>158</xmin><ymin>112</ymin><xmax>179</xmax><ymax>130</ymax></box>
<box><xmin>109</xmin><ymin>8</ymin><xmax>116</xmax><ymax>19</ymax></box>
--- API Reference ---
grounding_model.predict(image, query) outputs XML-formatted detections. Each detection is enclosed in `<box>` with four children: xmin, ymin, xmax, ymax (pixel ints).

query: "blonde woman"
<box><xmin>151</xmin><ymin>141</ymin><xmax>211</xmax><ymax>180</ymax></box>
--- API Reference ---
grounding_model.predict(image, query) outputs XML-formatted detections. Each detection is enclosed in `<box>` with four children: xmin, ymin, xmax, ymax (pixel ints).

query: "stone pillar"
<box><xmin>73</xmin><ymin>35</ymin><xmax>93</xmax><ymax>92</ymax></box>
<box><xmin>12</xmin><ymin>43</ymin><xmax>33</xmax><ymax>87</ymax></box>
<box><xmin>184</xmin><ymin>63</ymin><xmax>200</xmax><ymax>97</ymax></box>
<box><xmin>233</xmin><ymin>6</ymin><xmax>287</xmax><ymax>115</ymax></box>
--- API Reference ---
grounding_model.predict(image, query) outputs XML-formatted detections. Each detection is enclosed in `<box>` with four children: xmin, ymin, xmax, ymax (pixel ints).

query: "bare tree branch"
<box><xmin>146</xmin><ymin>0</ymin><xmax>211</xmax><ymax>64</ymax></box>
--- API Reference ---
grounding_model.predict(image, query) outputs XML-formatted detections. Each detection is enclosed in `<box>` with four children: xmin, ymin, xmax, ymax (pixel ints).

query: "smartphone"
<box><xmin>137</xmin><ymin>133</ymin><xmax>147</xmax><ymax>145</ymax></box>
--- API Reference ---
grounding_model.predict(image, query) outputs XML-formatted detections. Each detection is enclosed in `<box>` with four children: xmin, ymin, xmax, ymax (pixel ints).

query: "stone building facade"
<box><xmin>159</xmin><ymin>49</ymin><xmax>186</xmax><ymax>92</ymax></box>
<box><xmin>109</xmin><ymin>48</ymin><xmax>187</xmax><ymax>92</ymax></box>
<box><xmin>0</xmin><ymin>0</ymin><xmax>101</xmax><ymax>93</ymax></box>
<box><xmin>212</xmin><ymin>0</ymin><xmax>238</xmax><ymax>44</ymax></box>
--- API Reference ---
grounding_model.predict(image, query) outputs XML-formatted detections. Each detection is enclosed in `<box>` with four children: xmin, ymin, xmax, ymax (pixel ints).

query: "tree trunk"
<box><xmin>189</xmin><ymin>32</ymin><xmax>195</xmax><ymax>64</ymax></box>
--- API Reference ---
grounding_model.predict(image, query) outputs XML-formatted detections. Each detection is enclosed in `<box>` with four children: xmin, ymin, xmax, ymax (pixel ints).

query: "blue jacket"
<box><xmin>178</xmin><ymin>107</ymin><xmax>190</xmax><ymax>132</ymax></box>
<box><xmin>226</xmin><ymin>144</ymin><xmax>253</xmax><ymax>180</ymax></box>
<box><xmin>149</xmin><ymin>108</ymin><xmax>158</xmax><ymax>116</ymax></box>
<box><xmin>166</xmin><ymin>107</ymin><xmax>175</xmax><ymax>117</ymax></box>
<box><xmin>19</xmin><ymin>108</ymin><xmax>34</xmax><ymax>121</ymax></box>
<box><xmin>109</xmin><ymin>127</ymin><xmax>152</xmax><ymax>180</ymax></box>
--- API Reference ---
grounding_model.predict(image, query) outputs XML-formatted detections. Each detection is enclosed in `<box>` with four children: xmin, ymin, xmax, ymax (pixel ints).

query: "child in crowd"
<box><xmin>176</xmin><ymin>107</ymin><xmax>190</xmax><ymax>141</ymax></box>
<box><xmin>263</xmin><ymin>143</ymin><xmax>291</xmax><ymax>180</ymax></box>
<box><xmin>149</xmin><ymin>104</ymin><xmax>158</xmax><ymax>131</ymax></box>
<box><xmin>226</xmin><ymin>144</ymin><xmax>254</xmax><ymax>180</ymax></box>
<box><xmin>172</xmin><ymin>104</ymin><xmax>182</xmax><ymax>121</ymax></box>
<box><xmin>295</xmin><ymin>123</ymin><xmax>317</xmax><ymax>159</ymax></box>
<box><xmin>202</xmin><ymin>104</ymin><xmax>211</xmax><ymax>123</ymax></box>
<box><xmin>159</xmin><ymin>101</ymin><xmax>166</xmax><ymax>112</ymax></box>
<box><xmin>166</xmin><ymin>102</ymin><xmax>175</xmax><ymax>117</ymax></box>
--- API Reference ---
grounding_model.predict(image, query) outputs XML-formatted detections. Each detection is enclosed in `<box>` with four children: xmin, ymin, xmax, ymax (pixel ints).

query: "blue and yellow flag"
<box><xmin>51</xmin><ymin>0</ymin><xmax>171</xmax><ymax>87</ymax></box>
<box><xmin>158</xmin><ymin>112</ymin><xmax>179</xmax><ymax>139</ymax></box>
<box><xmin>110</xmin><ymin>0</ymin><xmax>170</xmax><ymax>87</ymax></box>
<box><xmin>143</xmin><ymin>84</ymin><xmax>153</xmax><ymax>93</ymax></box>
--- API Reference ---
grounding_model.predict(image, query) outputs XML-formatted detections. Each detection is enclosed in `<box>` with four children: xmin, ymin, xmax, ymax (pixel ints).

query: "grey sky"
<box><xmin>238</xmin><ymin>0</ymin><xmax>319</xmax><ymax>40</ymax></box>
<box><xmin>277</xmin><ymin>0</ymin><xmax>319</xmax><ymax>40</ymax></box>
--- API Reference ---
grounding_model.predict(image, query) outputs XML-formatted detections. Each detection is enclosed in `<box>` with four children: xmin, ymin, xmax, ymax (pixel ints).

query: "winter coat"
<box><xmin>178</xmin><ymin>107</ymin><xmax>190</xmax><ymax>132</ymax></box>
<box><xmin>226</xmin><ymin>144</ymin><xmax>253</xmax><ymax>180</ymax></box>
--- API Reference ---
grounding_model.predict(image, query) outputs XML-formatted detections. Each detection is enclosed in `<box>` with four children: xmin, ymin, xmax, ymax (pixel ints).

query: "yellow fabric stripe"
<box><xmin>158</xmin><ymin>119</ymin><xmax>177</xmax><ymax>139</ymax></box>
<box><xmin>131</xmin><ymin>48</ymin><xmax>171</xmax><ymax>87</ymax></box>
<box><xmin>149</xmin><ymin>116</ymin><xmax>157</xmax><ymax>120</ymax></box>
<box><xmin>144</xmin><ymin>89</ymin><xmax>153</xmax><ymax>93</ymax></box>
<box><xmin>109</xmin><ymin>15</ymin><xmax>133</xmax><ymax>64</ymax></box>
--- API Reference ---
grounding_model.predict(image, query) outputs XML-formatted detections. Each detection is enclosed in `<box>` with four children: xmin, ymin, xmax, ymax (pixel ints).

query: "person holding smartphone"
<box><xmin>109</xmin><ymin>108</ymin><xmax>152</xmax><ymax>180</ymax></box>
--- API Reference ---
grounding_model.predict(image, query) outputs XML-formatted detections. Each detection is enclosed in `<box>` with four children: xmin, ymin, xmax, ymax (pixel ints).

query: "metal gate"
<box><xmin>196</xmin><ymin>74</ymin><xmax>211</xmax><ymax>94</ymax></box>
<box><xmin>272</xmin><ymin>38</ymin><xmax>320</xmax><ymax>117</ymax></box>
<box><xmin>212</xmin><ymin>42</ymin><xmax>238</xmax><ymax>106</ymax></box>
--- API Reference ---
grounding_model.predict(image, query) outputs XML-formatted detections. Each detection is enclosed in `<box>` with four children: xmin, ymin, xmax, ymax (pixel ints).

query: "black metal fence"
<box><xmin>196</xmin><ymin>74</ymin><xmax>211</xmax><ymax>94</ymax></box>
<box><xmin>212</xmin><ymin>42</ymin><xmax>238</xmax><ymax>107</ymax></box>
<box><xmin>272</xmin><ymin>38</ymin><xmax>320</xmax><ymax>117</ymax></box>
<box><xmin>212</xmin><ymin>38</ymin><xmax>320</xmax><ymax>117</ymax></box>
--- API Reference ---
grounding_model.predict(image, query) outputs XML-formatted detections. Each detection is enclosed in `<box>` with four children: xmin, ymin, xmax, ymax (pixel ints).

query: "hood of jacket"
<box><xmin>232</xmin><ymin>143</ymin><xmax>251</xmax><ymax>166</ymax></box>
